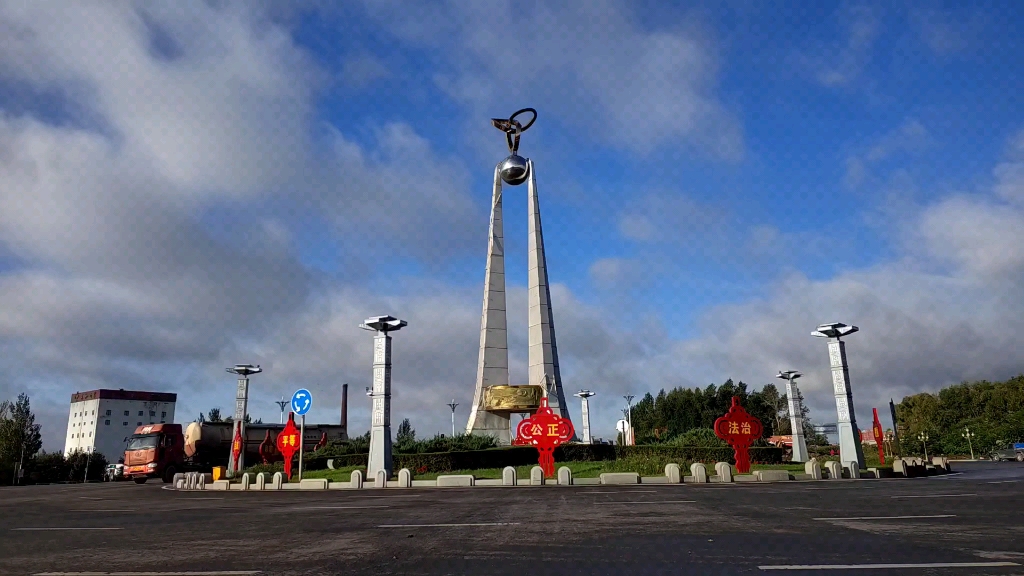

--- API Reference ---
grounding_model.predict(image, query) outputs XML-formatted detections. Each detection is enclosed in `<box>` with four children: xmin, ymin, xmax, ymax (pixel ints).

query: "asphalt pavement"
<box><xmin>2</xmin><ymin>461</ymin><xmax>1024</xmax><ymax>575</ymax></box>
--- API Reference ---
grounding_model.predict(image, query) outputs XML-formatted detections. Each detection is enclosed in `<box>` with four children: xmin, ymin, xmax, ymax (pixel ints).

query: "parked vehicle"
<box><xmin>989</xmin><ymin>443</ymin><xmax>1024</xmax><ymax>462</ymax></box>
<box><xmin>103</xmin><ymin>462</ymin><xmax>124</xmax><ymax>482</ymax></box>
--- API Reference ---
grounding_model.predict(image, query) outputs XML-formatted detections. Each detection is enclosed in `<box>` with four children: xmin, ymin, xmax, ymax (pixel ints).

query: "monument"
<box><xmin>466</xmin><ymin>108</ymin><xmax>573</xmax><ymax>445</ymax></box>
<box><xmin>225</xmin><ymin>364</ymin><xmax>261</xmax><ymax>479</ymax></box>
<box><xmin>574</xmin><ymin>390</ymin><xmax>596</xmax><ymax>444</ymax></box>
<box><xmin>812</xmin><ymin>322</ymin><xmax>866</xmax><ymax>470</ymax></box>
<box><xmin>776</xmin><ymin>370</ymin><xmax>808</xmax><ymax>462</ymax></box>
<box><xmin>360</xmin><ymin>315</ymin><xmax>407</xmax><ymax>479</ymax></box>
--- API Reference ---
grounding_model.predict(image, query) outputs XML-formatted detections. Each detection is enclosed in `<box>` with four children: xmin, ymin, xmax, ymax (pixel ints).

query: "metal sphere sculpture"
<box><xmin>491</xmin><ymin>108</ymin><xmax>537</xmax><ymax>186</ymax></box>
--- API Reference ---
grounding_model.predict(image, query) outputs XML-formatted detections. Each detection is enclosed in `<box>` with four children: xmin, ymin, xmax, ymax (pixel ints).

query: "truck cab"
<box><xmin>123</xmin><ymin>424</ymin><xmax>185</xmax><ymax>484</ymax></box>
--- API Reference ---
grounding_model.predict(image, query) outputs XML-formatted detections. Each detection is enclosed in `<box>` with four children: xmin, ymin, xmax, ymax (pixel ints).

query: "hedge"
<box><xmin>294</xmin><ymin>444</ymin><xmax>783</xmax><ymax>474</ymax></box>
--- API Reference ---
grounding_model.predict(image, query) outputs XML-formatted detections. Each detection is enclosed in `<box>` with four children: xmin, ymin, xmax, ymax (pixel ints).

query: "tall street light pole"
<box><xmin>776</xmin><ymin>370</ymin><xmax>808</xmax><ymax>462</ymax></box>
<box><xmin>962</xmin><ymin>426</ymin><xmax>975</xmax><ymax>460</ymax></box>
<box><xmin>574</xmin><ymin>390</ymin><xmax>596</xmax><ymax>444</ymax></box>
<box><xmin>623</xmin><ymin>395</ymin><xmax>635</xmax><ymax>446</ymax></box>
<box><xmin>447</xmin><ymin>400</ymin><xmax>459</xmax><ymax>438</ymax></box>
<box><xmin>360</xmin><ymin>315</ymin><xmax>408</xmax><ymax>482</ymax></box>
<box><xmin>274</xmin><ymin>397</ymin><xmax>288</xmax><ymax>424</ymax></box>
<box><xmin>918</xmin><ymin>431</ymin><xmax>930</xmax><ymax>461</ymax></box>
<box><xmin>225</xmin><ymin>364</ymin><xmax>262</xmax><ymax>479</ymax></box>
<box><xmin>812</xmin><ymin>322</ymin><xmax>866</xmax><ymax>471</ymax></box>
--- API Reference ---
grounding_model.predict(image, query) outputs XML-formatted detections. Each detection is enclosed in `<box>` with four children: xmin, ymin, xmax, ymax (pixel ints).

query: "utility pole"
<box><xmin>274</xmin><ymin>397</ymin><xmax>288</xmax><ymax>424</ymax></box>
<box><xmin>962</xmin><ymin>426</ymin><xmax>975</xmax><ymax>460</ymax></box>
<box><xmin>918</xmin><ymin>431</ymin><xmax>930</xmax><ymax>460</ymax></box>
<box><xmin>623</xmin><ymin>395</ymin><xmax>635</xmax><ymax>446</ymax></box>
<box><xmin>446</xmin><ymin>400</ymin><xmax>459</xmax><ymax>438</ymax></box>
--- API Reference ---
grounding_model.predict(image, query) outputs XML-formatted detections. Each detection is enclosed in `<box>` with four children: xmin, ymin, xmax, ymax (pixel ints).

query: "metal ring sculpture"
<box><xmin>491</xmin><ymin>107</ymin><xmax>537</xmax><ymax>154</ymax></box>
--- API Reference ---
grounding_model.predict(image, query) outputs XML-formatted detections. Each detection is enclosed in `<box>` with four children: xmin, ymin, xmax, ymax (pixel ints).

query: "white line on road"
<box><xmin>812</xmin><ymin>514</ymin><xmax>955</xmax><ymax>521</ymax></box>
<box><xmin>293</xmin><ymin>505</ymin><xmax>390</xmax><ymax>510</ymax></box>
<box><xmin>986</xmin><ymin>480</ymin><xmax>1020</xmax><ymax>484</ymax></box>
<box><xmin>69</xmin><ymin>510</ymin><xmax>136</xmax><ymax>513</ymax></box>
<box><xmin>12</xmin><ymin>528</ymin><xmax>124</xmax><ymax>531</ymax></box>
<box><xmin>34</xmin><ymin>572</ymin><xmax>261</xmax><ymax>575</ymax></box>
<box><xmin>890</xmin><ymin>493</ymin><xmax>976</xmax><ymax>498</ymax></box>
<box><xmin>77</xmin><ymin>497</ymin><xmax>104</xmax><ymax>500</ymax></box>
<box><xmin>173</xmin><ymin>498</ymin><xmax>223</xmax><ymax>500</ymax></box>
<box><xmin>582</xmin><ymin>490</ymin><xmax>658</xmax><ymax>494</ymax></box>
<box><xmin>377</xmin><ymin>522</ymin><xmax>520</xmax><ymax>528</ymax></box>
<box><xmin>759</xmin><ymin>561</ymin><xmax>1019</xmax><ymax>570</ymax></box>
<box><xmin>591</xmin><ymin>500</ymin><xmax>696</xmax><ymax>504</ymax></box>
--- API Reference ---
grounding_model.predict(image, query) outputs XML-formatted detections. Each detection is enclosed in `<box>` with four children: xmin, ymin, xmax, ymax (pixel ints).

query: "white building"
<box><xmin>64</xmin><ymin>389</ymin><xmax>177</xmax><ymax>460</ymax></box>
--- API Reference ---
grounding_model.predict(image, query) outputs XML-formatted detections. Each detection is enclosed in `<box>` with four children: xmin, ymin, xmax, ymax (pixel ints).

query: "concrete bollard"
<box><xmin>350</xmin><ymin>469</ymin><xmax>363</xmax><ymax>489</ymax></box>
<box><xmin>256</xmin><ymin>473</ymin><xmax>267</xmax><ymax>490</ymax></box>
<box><xmin>530</xmin><ymin>466</ymin><xmax>545</xmax><ymax>486</ymax></box>
<box><xmin>845</xmin><ymin>461</ymin><xmax>860</xmax><ymax>479</ymax></box>
<box><xmin>689</xmin><ymin>462</ymin><xmax>708</xmax><ymax>483</ymax></box>
<box><xmin>175</xmin><ymin>478</ymin><xmax>185</xmax><ymax>490</ymax></box>
<box><xmin>714</xmin><ymin>462</ymin><xmax>733</xmax><ymax>483</ymax></box>
<box><xmin>824</xmin><ymin>461</ymin><xmax>842</xmax><ymax>480</ymax></box>
<box><xmin>398</xmin><ymin>468</ymin><xmax>412</xmax><ymax>488</ymax></box>
<box><xmin>665</xmin><ymin>463</ymin><xmax>682</xmax><ymax>484</ymax></box>
<box><xmin>271</xmin><ymin>472</ymin><xmax>284</xmax><ymax>490</ymax></box>
<box><xmin>502</xmin><ymin>466</ymin><xmax>517</xmax><ymax>486</ymax></box>
<box><xmin>375</xmin><ymin>469</ymin><xmax>387</xmax><ymax>488</ymax></box>
<box><xmin>893</xmin><ymin>458</ymin><xmax>908</xmax><ymax>477</ymax></box>
<box><xmin>557</xmin><ymin>466</ymin><xmax>572</xmax><ymax>486</ymax></box>
<box><xmin>805</xmin><ymin>459</ymin><xmax>822</xmax><ymax>480</ymax></box>
<box><xmin>198</xmin><ymin>473</ymin><xmax>207</xmax><ymax>490</ymax></box>
<box><xmin>241</xmin><ymin>473</ymin><xmax>251</xmax><ymax>491</ymax></box>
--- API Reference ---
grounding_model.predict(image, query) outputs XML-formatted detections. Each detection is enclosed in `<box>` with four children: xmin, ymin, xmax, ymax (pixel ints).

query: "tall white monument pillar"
<box><xmin>574</xmin><ymin>390</ymin><xmax>596</xmax><ymax>444</ymax></box>
<box><xmin>812</xmin><ymin>322</ymin><xmax>866</xmax><ymax>470</ymax></box>
<box><xmin>776</xmin><ymin>370</ymin><xmax>808</xmax><ymax>462</ymax></box>
<box><xmin>360</xmin><ymin>315</ymin><xmax>407</xmax><ymax>480</ymax></box>
<box><xmin>225</xmin><ymin>364</ymin><xmax>261</xmax><ymax>479</ymax></box>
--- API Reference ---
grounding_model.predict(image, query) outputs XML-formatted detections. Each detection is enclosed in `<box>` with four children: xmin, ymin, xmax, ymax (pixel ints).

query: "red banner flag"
<box><xmin>872</xmin><ymin>408</ymin><xmax>885</xmax><ymax>465</ymax></box>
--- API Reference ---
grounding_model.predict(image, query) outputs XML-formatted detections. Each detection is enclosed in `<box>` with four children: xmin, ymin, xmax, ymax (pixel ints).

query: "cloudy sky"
<box><xmin>1</xmin><ymin>1</ymin><xmax>1022</xmax><ymax>451</ymax></box>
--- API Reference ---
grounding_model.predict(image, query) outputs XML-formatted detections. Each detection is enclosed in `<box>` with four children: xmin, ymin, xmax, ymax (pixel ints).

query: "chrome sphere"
<box><xmin>498</xmin><ymin>154</ymin><xmax>529</xmax><ymax>186</ymax></box>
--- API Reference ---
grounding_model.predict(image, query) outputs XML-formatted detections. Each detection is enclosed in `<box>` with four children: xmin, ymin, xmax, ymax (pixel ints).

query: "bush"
<box><xmin>24</xmin><ymin>450</ymin><xmax>108</xmax><ymax>484</ymax></box>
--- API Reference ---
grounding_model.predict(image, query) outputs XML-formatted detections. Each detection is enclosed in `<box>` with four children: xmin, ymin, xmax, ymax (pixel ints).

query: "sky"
<box><xmin>1</xmin><ymin>0</ymin><xmax>1023</xmax><ymax>452</ymax></box>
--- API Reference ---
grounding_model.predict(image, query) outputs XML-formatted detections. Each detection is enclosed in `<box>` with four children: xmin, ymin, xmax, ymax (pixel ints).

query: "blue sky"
<box><xmin>1</xmin><ymin>1</ymin><xmax>1023</xmax><ymax>451</ymax></box>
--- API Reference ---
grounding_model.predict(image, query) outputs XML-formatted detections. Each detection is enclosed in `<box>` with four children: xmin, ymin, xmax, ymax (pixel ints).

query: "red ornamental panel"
<box><xmin>713</xmin><ymin>396</ymin><xmax>764</xmax><ymax>474</ymax></box>
<box><xmin>515</xmin><ymin>397</ymin><xmax>575</xmax><ymax>477</ymax></box>
<box><xmin>231</xmin><ymin>422</ymin><xmax>243</xmax><ymax>472</ymax></box>
<box><xmin>872</xmin><ymin>408</ymin><xmax>886</xmax><ymax>465</ymax></box>
<box><xmin>275</xmin><ymin>412</ymin><xmax>301</xmax><ymax>480</ymax></box>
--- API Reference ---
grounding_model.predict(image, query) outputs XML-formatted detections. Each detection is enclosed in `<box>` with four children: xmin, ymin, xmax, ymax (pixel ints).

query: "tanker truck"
<box><xmin>123</xmin><ymin>421</ymin><xmax>348</xmax><ymax>484</ymax></box>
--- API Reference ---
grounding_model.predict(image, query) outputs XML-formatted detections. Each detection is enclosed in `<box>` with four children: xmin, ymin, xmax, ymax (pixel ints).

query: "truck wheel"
<box><xmin>133</xmin><ymin>477</ymin><xmax>148</xmax><ymax>484</ymax></box>
<box><xmin>162</xmin><ymin>466</ymin><xmax>177</xmax><ymax>484</ymax></box>
<box><xmin>1017</xmin><ymin>453</ymin><xmax>1024</xmax><ymax>462</ymax></box>
<box><xmin>992</xmin><ymin>455</ymin><xmax>1000</xmax><ymax>461</ymax></box>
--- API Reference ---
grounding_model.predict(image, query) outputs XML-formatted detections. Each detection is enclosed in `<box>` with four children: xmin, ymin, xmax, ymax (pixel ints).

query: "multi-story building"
<box><xmin>64</xmin><ymin>389</ymin><xmax>177</xmax><ymax>460</ymax></box>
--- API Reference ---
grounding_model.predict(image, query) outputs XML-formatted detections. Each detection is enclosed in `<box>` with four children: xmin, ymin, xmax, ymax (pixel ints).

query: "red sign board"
<box><xmin>872</xmin><ymin>408</ymin><xmax>886</xmax><ymax>465</ymax></box>
<box><xmin>515</xmin><ymin>397</ymin><xmax>575</xmax><ymax>477</ymax></box>
<box><xmin>275</xmin><ymin>412</ymin><xmax>301</xmax><ymax>479</ymax></box>
<box><xmin>231</xmin><ymin>422</ymin><xmax>243</xmax><ymax>472</ymax></box>
<box><xmin>714</xmin><ymin>396</ymin><xmax>763</xmax><ymax>474</ymax></box>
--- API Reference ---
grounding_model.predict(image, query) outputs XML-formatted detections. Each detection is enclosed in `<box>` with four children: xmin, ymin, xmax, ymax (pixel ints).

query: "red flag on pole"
<box><xmin>872</xmin><ymin>408</ymin><xmax>885</xmax><ymax>465</ymax></box>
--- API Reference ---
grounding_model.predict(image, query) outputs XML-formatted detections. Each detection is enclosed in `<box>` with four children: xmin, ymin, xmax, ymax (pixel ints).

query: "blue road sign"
<box><xmin>291</xmin><ymin>388</ymin><xmax>313</xmax><ymax>416</ymax></box>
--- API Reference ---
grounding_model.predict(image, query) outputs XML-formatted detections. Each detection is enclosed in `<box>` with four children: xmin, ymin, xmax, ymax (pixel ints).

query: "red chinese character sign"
<box><xmin>714</xmin><ymin>397</ymin><xmax>764</xmax><ymax>474</ymax></box>
<box><xmin>871</xmin><ymin>408</ymin><xmax>886</xmax><ymax>465</ymax></box>
<box><xmin>515</xmin><ymin>397</ymin><xmax>575</xmax><ymax>477</ymax></box>
<box><xmin>275</xmin><ymin>412</ymin><xmax>301</xmax><ymax>479</ymax></box>
<box><xmin>231</xmin><ymin>422</ymin><xmax>244</xmax><ymax>472</ymax></box>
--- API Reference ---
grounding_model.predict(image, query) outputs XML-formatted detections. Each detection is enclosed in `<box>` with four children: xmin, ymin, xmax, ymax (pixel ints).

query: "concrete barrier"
<box><xmin>805</xmin><ymin>459</ymin><xmax>822</xmax><ymax>480</ymax></box>
<box><xmin>689</xmin><ymin>463</ymin><xmax>708</xmax><ymax>483</ymax></box>
<box><xmin>715</xmin><ymin>462</ymin><xmax>733</xmax><ymax>483</ymax></box>
<box><xmin>641</xmin><ymin>476</ymin><xmax>668</xmax><ymax>484</ymax></box>
<box><xmin>665</xmin><ymin>463</ymin><xmax>682</xmax><ymax>484</ymax></box>
<box><xmin>824</xmin><ymin>461</ymin><xmax>842</xmax><ymax>480</ymax></box>
<box><xmin>600</xmin><ymin>472</ymin><xmax>640</xmax><ymax>485</ymax></box>
<box><xmin>557</xmin><ymin>467</ymin><xmax>572</xmax><ymax>486</ymax></box>
<box><xmin>756</xmin><ymin>470</ymin><xmax>790</xmax><ymax>482</ymax></box>
<box><xmin>411</xmin><ymin>480</ymin><xmax>436</xmax><ymax>487</ymax></box>
<box><xmin>241</xmin><ymin>473</ymin><xmax>251</xmax><ymax>490</ymax></box>
<box><xmin>476</xmin><ymin>479</ymin><xmax>502</xmax><ymax>486</ymax></box>
<box><xmin>436</xmin><ymin>475</ymin><xmax>475</xmax><ymax>487</ymax></box>
<box><xmin>502</xmin><ymin>466</ymin><xmax>517</xmax><ymax>486</ymax></box>
<box><xmin>531</xmin><ymin>466</ymin><xmax>545</xmax><ymax>486</ymax></box>
<box><xmin>300</xmin><ymin>478</ymin><xmax>328</xmax><ymax>490</ymax></box>
<box><xmin>844</xmin><ymin>462</ymin><xmax>860</xmax><ymax>479</ymax></box>
<box><xmin>172</xmin><ymin>473</ymin><xmax>184</xmax><ymax>486</ymax></box>
<box><xmin>270</xmin><ymin>472</ymin><xmax>283</xmax><ymax>490</ymax></box>
<box><xmin>375</xmin><ymin>469</ymin><xmax>387</xmax><ymax>488</ymax></box>
<box><xmin>351</xmin><ymin>470</ymin><xmax>363</xmax><ymax>489</ymax></box>
<box><xmin>210</xmin><ymin>480</ymin><xmax>230</xmax><ymax>491</ymax></box>
<box><xmin>398</xmin><ymin>468</ymin><xmax>412</xmax><ymax>488</ymax></box>
<box><xmin>255</xmin><ymin>473</ymin><xmax>267</xmax><ymax>490</ymax></box>
<box><xmin>198</xmin><ymin>473</ymin><xmax>207</xmax><ymax>490</ymax></box>
<box><xmin>175</xmin><ymin>478</ymin><xmax>185</xmax><ymax>490</ymax></box>
<box><xmin>893</xmin><ymin>458</ymin><xmax>908</xmax><ymax>477</ymax></box>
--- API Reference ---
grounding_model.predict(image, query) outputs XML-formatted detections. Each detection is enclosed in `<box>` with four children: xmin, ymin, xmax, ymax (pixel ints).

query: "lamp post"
<box><xmin>623</xmin><ymin>395</ymin><xmax>635</xmax><ymax>446</ymax></box>
<box><xmin>446</xmin><ymin>400</ymin><xmax>459</xmax><ymax>438</ymax></box>
<box><xmin>274</xmin><ymin>397</ymin><xmax>288</xmax><ymax>424</ymax></box>
<box><xmin>776</xmin><ymin>370</ymin><xmax>808</xmax><ymax>462</ymax></box>
<box><xmin>883</xmin><ymin>430</ymin><xmax>895</xmax><ymax>459</ymax></box>
<box><xmin>359</xmin><ymin>315</ymin><xmax>408</xmax><ymax>481</ymax></box>
<box><xmin>574</xmin><ymin>390</ymin><xmax>596</xmax><ymax>444</ymax></box>
<box><xmin>225</xmin><ymin>364</ymin><xmax>262</xmax><ymax>479</ymax></box>
<box><xmin>918</xmin><ymin>431</ymin><xmax>929</xmax><ymax>460</ymax></box>
<box><xmin>962</xmin><ymin>426</ymin><xmax>975</xmax><ymax>460</ymax></box>
<box><xmin>812</xmin><ymin>322</ymin><xmax>866</xmax><ymax>471</ymax></box>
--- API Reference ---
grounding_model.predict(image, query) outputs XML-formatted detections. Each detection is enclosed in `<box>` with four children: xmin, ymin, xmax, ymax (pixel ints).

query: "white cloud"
<box><xmin>799</xmin><ymin>5</ymin><xmax>880</xmax><ymax>88</ymax></box>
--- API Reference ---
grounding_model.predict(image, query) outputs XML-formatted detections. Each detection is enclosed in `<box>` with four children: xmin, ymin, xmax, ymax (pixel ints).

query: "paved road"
<box><xmin>2</xmin><ymin>461</ymin><xmax>1024</xmax><ymax>575</ymax></box>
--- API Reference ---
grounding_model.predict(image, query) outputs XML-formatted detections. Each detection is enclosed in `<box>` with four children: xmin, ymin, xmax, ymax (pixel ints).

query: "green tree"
<box><xmin>206</xmin><ymin>408</ymin><xmax>223</xmax><ymax>422</ymax></box>
<box><xmin>0</xmin><ymin>394</ymin><xmax>43</xmax><ymax>464</ymax></box>
<box><xmin>396</xmin><ymin>418</ymin><xmax>415</xmax><ymax>445</ymax></box>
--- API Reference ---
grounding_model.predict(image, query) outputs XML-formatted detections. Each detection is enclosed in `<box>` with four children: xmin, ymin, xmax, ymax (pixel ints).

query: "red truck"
<box><xmin>122</xmin><ymin>423</ymin><xmax>198</xmax><ymax>484</ymax></box>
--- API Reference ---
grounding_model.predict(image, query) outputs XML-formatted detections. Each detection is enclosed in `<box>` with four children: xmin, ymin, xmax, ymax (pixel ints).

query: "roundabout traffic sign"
<box><xmin>291</xmin><ymin>388</ymin><xmax>312</xmax><ymax>416</ymax></box>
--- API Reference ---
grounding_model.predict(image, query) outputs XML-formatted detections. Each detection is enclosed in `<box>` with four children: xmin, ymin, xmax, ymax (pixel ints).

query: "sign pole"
<box><xmin>298</xmin><ymin>415</ymin><xmax>305</xmax><ymax>481</ymax></box>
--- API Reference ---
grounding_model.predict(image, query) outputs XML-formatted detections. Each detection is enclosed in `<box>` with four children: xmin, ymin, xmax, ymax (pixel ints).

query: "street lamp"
<box><xmin>918</xmin><ymin>431</ymin><xmax>930</xmax><ymax>460</ymax></box>
<box><xmin>225</xmin><ymin>364</ymin><xmax>262</xmax><ymax>478</ymax></box>
<box><xmin>446</xmin><ymin>400</ymin><xmax>459</xmax><ymax>438</ymax></box>
<box><xmin>962</xmin><ymin>426</ymin><xmax>975</xmax><ymax>460</ymax></box>
<box><xmin>776</xmin><ymin>370</ymin><xmax>808</xmax><ymax>462</ymax></box>
<box><xmin>623</xmin><ymin>395</ymin><xmax>635</xmax><ymax>446</ymax></box>
<box><xmin>274</xmin><ymin>397</ymin><xmax>288</xmax><ymax>424</ymax></box>
<box><xmin>574</xmin><ymin>390</ymin><xmax>596</xmax><ymax>444</ymax></box>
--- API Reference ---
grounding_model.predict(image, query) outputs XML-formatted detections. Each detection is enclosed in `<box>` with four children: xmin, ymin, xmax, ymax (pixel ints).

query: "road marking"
<box><xmin>293</xmin><ymin>505</ymin><xmax>390</xmax><ymax>510</ymax></box>
<box><xmin>12</xmin><ymin>528</ymin><xmax>124</xmax><ymax>531</ymax></box>
<box><xmin>69</xmin><ymin>510</ymin><xmax>136</xmax><ymax>513</ymax></box>
<box><xmin>34</xmin><ymin>572</ymin><xmax>261</xmax><ymax>575</ymax></box>
<box><xmin>890</xmin><ymin>493</ymin><xmax>976</xmax><ymax>499</ymax></box>
<box><xmin>759</xmin><ymin>561</ymin><xmax>1019</xmax><ymax>570</ymax></box>
<box><xmin>174</xmin><ymin>497</ymin><xmax>223</xmax><ymax>500</ymax></box>
<box><xmin>377</xmin><ymin>522</ymin><xmax>519</xmax><ymax>528</ymax></box>
<box><xmin>77</xmin><ymin>497</ymin><xmax>104</xmax><ymax>500</ymax></box>
<box><xmin>583</xmin><ymin>490</ymin><xmax>659</xmax><ymax>494</ymax></box>
<box><xmin>987</xmin><ymin>480</ymin><xmax>1020</xmax><ymax>484</ymax></box>
<box><xmin>813</xmin><ymin>514</ymin><xmax>955</xmax><ymax>521</ymax></box>
<box><xmin>591</xmin><ymin>500</ymin><xmax>696</xmax><ymax>504</ymax></box>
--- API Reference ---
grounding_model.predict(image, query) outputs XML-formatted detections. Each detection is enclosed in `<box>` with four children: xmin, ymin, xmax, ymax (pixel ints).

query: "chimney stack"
<box><xmin>341</xmin><ymin>383</ymin><xmax>348</xmax><ymax>429</ymax></box>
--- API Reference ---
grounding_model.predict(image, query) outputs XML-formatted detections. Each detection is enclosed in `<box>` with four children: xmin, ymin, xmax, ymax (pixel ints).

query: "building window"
<box><xmin>161</xmin><ymin>411</ymin><xmax>167</xmax><ymax>417</ymax></box>
<box><xmin>89</xmin><ymin>432</ymin><xmax>92</xmax><ymax>437</ymax></box>
<box><xmin>106</xmin><ymin>410</ymin><xmax>111</xmax><ymax>416</ymax></box>
<box><xmin>92</xmin><ymin>410</ymin><xmax>95</xmax><ymax>415</ymax></box>
<box><xmin>124</xmin><ymin>411</ymin><xmax>129</xmax><ymax>416</ymax></box>
<box><xmin>105</xmin><ymin>420</ymin><xmax>110</xmax><ymax>425</ymax></box>
<box><xmin>137</xmin><ymin>422</ymin><xmax>142</xmax><ymax>426</ymax></box>
<box><xmin>138</xmin><ymin>411</ymin><xmax>143</xmax><ymax>416</ymax></box>
<box><xmin>149</xmin><ymin>411</ymin><xmax>155</xmax><ymax>416</ymax></box>
<box><xmin>123</xmin><ymin>422</ymin><xmax>128</xmax><ymax>426</ymax></box>
<box><xmin>160</xmin><ymin>420</ymin><xmax>165</xmax><ymax>424</ymax></box>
